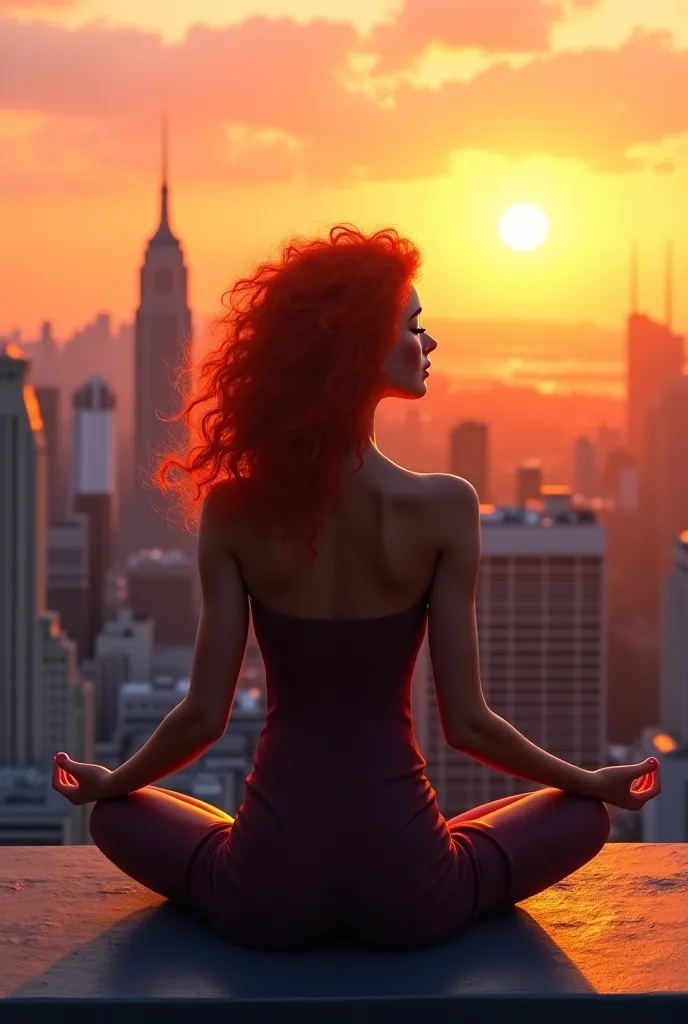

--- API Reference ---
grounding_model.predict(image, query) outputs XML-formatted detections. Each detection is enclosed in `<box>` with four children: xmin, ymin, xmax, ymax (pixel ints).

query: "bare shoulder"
<box><xmin>421</xmin><ymin>472</ymin><xmax>479</xmax><ymax>504</ymax></box>
<box><xmin>199</xmin><ymin>481</ymin><xmax>240</xmax><ymax>551</ymax></box>
<box><xmin>418</xmin><ymin>472</ymin><xmax>480</xmax><ymax>532</ymax></box>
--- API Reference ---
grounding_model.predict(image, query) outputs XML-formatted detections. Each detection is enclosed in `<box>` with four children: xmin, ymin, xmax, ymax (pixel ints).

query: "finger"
<box><xmin>52</xmin><ymin>762</ymin><xmax>75</xmax><ymax>802</ymax></box>
<box><xmin>632</xmin><ymin>772</ymin><xmax>652</xmax><ymax>793</ymax></box>
<box><xmin>633</xmin><ymin>772</ymin><xmax>661</xmax><ymax>806</ymax></box>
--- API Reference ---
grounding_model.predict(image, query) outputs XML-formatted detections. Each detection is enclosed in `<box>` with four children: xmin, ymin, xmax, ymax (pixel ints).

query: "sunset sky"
<box><xmin>3</xmin><ymin>0</ymin><xmax>688</xmax><ymax>341</ymax></box>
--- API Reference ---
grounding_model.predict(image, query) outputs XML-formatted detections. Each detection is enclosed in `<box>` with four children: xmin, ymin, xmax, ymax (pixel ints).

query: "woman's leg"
<box><xmin>89</xmin><ymin>785</ymin><xmax>233</xmax><ymax>906</ymax></box>
<box><xmin>447</xmin><ymin>787</ymin><xmax>610</xmax><ymax>917</ymax></box>
<box><xmin>152</xmin><ymin>786</ymin><xmax>233</xmax><ymax>819</ymax></box>
<box><xmin>449</xmin><ymin>791</ymin><xmax>533</xmax><ymax>823</ymax></box>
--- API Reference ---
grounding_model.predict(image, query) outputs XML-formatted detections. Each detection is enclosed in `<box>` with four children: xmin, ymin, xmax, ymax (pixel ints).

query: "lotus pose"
<box><xmin>53</xmin><ymin>225</ymin><xmax>660</xmax><ymax>949</ymax></box>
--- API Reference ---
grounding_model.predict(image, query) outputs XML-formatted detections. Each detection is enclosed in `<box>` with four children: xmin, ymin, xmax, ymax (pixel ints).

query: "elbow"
<box><xmin>196</xmin><ymin>716</ymin><xmax>227</xmax><ymax>743</ymax></box>
<box><xmin>178</xmin><ymin>701</ymin><xmax>226</xmax><ymax>744</ymax></box>
<box><xmin>447</xmin><ymin>708</ymin><xmax>493</xmax><ymax>751</ymax></box>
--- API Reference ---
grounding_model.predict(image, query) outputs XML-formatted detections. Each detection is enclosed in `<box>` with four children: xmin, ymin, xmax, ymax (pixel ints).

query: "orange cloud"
<box><xmin>0</xmin><ymin>0</ymin><xmax>73</xmax><ymax>8</ymax></box>
<box><xmin>0</xmin><ymin>15</ymin><xmax>686</xmax><ymax>192</ymax></box>
<box><xmin>366</xmin><ymin>0</ymin><xmax>563</xmax><ymax>72</ymax></box>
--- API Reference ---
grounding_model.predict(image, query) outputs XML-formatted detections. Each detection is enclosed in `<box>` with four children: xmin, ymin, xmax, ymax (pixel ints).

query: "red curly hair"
<box><xmin>157</xmin><ymin>224</ymin><xmax>422</xmax><ymax>554</ymax></box>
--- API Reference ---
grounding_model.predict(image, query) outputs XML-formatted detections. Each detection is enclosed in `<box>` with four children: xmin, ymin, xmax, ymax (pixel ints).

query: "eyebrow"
<box><xmin>408</xmin><ymin>306</ymin><xmax>422</xmax><ymax>320</ymax></box>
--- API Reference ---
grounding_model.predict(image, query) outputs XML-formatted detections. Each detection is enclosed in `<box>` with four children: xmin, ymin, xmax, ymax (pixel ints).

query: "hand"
<box><xmin>588</xmin><ymin>757</ymin><xmax>661</xmax><ymax>811</ymax></box>
<box><xmin>52</xmin><ymin>752</ymin><xmax>114</xmax><ymax>806</ymax></box>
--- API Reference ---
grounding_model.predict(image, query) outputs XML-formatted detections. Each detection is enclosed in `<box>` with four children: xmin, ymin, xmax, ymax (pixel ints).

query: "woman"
<box><xmin>53</xmin><ymin>225</ymin><xmax>660</xmax><ymax>950</ymax></box>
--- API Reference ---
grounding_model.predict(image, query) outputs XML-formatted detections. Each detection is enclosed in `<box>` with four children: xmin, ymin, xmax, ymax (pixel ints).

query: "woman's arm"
<box><xmin>426</xmin><ymin>475</ymin><xmax>597</xmax><ymax>797</ymax></box>
<box><xmin>105</xmin><ymin>491</ymin><xmax>250</xmax><ymax>798</ymax></box>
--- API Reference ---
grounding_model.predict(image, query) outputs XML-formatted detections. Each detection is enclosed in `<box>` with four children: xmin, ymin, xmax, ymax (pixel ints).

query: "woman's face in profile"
<box><xmin>381</xmin><ymin>286</ymin><xmax>437</xmax><ymax>400</ymax></box>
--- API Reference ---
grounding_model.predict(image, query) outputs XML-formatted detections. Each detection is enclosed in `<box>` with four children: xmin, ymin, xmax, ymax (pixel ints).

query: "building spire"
<box><xmin>149</xmin><ymin>112</ymin><xmax>179</xmax><ymax>248</ymax></box>
<box><xmin>664</xmin><ymin>238</ymin><xmax>673</xmax><ymax>328</ymax></box>
<box><xmin>159</xmin><ymin>111</ymin><xmax>170</xmax><ymax>231</ymax></box>
<box><xmin>629</xmin><ymin>238</ymin><xmax>639</xmax><ymax>314</ymax></box>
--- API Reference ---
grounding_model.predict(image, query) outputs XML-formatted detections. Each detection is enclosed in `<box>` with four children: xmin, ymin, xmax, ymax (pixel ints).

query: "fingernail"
<box><xmin>649</xmin><ymin>758</ymin><xmax>658</xmax><ymax>767</ymax></box>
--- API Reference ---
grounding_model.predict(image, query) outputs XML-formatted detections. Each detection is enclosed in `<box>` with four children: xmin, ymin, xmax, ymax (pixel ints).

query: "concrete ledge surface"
<box><xmin>0</xmin><ymin>843</ymin><xmax>687</xmax><ymax>1021</ymax></box>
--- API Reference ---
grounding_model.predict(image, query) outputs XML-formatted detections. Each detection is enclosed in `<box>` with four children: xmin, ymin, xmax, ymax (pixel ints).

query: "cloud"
<box><xmin>365</xmin><ymin>0</ymin><xmax>564</xmax><ymax>72</ymax></box>
<box><xmin>0</xmin><ymin>14</ymin><xmax>686</xmax><ymax>192</ymax></box>
<box><xmin>0</xmin><ymin>0</ymin><xmax>73</xmax><ymax>9</ymax></box>
<box><xmin>374</xmin><ymin>29</ymin><xmax>688</xmax><ymax>176</ymax></box>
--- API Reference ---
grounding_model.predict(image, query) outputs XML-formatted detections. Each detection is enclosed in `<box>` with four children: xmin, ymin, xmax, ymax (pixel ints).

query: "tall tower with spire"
<box><xmin>131</xmin><ymin>117</ymin><xmax>193</xmax><ymax>554</ymax></box>
<box><xmin>625</xmin><ymin>241</ymin><xmax>683</xmax><ymax>475</ymax></box>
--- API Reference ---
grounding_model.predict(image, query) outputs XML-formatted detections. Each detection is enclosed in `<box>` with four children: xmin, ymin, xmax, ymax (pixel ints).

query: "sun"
<box><xmin>499</xmin><ymin>204</ymin><xmax>549</xmax><ymax>252</ymax></box>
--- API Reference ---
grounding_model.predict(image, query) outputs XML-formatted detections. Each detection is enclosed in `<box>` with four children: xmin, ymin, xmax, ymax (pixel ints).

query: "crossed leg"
<box><xmin>89</xmin><ymin>785</ymin><xmax>234</xmax><ymax>906</ymax></box>
<box><xmin>447</xmin><ymin>787</ymin><xmax>610</xmax><ymax>917</ymax></box>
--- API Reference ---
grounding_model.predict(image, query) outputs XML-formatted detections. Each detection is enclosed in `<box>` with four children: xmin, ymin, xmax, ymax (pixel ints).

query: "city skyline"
<box><xmin>3</xmin><ymin>0</ymin><xmax>688</xmax><ymax>336</ymax></box>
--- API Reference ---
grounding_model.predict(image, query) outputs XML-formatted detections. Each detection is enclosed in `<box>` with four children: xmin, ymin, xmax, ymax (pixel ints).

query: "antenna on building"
<box><xmin>161</xmin><ymin>111</ymin><xmax>169</xmax><ymax>190</ymax></box>
<box><xmin>664</xmin><ymin>238</ymin><xmax>673</xmax><ymax>329</ymax></box>
<box><xmin>629</xmin><ymin>238</ymin><xmax>639</xmax><ymax>314</ymax></box>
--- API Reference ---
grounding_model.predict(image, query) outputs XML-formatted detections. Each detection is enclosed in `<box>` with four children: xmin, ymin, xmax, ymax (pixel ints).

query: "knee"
<box><xmin>89</xmin><ymin>795</ymin><xmax>127</xmax><ymax>850</ymax></box>
<box><xmin>575</xmin><ymin>795</ymin><xmax>611</xmax><ymax>855</ymax></box>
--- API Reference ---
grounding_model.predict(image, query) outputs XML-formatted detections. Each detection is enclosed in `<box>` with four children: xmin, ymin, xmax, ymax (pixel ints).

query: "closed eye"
<box><xmin>410</xmin><ymin>327</ymin><xmax>426</xmax><ymax>335</ymax></box>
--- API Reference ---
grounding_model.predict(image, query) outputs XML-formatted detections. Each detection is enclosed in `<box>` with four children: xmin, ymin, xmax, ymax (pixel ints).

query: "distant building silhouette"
<box><xmin>125</xmin><ymin>548</ymin><xmax>198</xmax><ymax>646</ymax></box>
<box><xmin>0</xmin><ymin>343</ymin><xmax>47</xmax><ymax>767</ymax></box>
<box><xmin>86</xmin><ymin>607</ymin><xmax>154</xmax><ymax>743</ymax></box>
<box><xmin>635</xmin><ymin>726</ymin><xmax>688</xmax><ymax>842</ymax></box>
<box><xmin>414</xmin><ymin>491</ymin><xmax>606</xmax><ymax>816</ymax></box>
<box><xmin>626</xmin><ymin>306</ymin><xmax>683</xmax><ymax>481</ymax></box>
<box><xmin>572</xmin><ymin>436</ymin><xmax>597</xmax><ymax>501</ymax></box>
<box><xmin>515</xmin><ymin>459</ymin><xmax>542</xmax><ymax>506</ymax></box>
<box><xmin>35</xmin><ymin>386</ymin><xmax>64</xmax><ymax>523</ymax></box>
<box><xmin>624</xmin><ymin>247</ymin><xmax>684</xmax><ymax>641</ymax></box>
<box><xmin>449</xmin><ymin>421</ymin><xmax>489</xmax><ymax>501</ymax></box>
<box><xmin>72</xmin><ymin>376</ymin><xmax>116</xmax><ymax>657</ymax></box>
<box><xmin>655</xmin><ymin>376</ymin><xmax>688</xmax><ymax>576</ymax></box>
<box><xmin>47</xmin><ymin>517</ymin><xmax>90</xmax><ymax>660</ymax></box>
<box><xmin>660</xmin><ymin>533</ymin><xmax>688</xmax><ymax>747</ymax></box>
<box><xmin>132</xmin><ymin>120</ymin><xmax>193</xmax><ymax>554</ymax></box>
<box><xmin>600</xmin><ymin>447</ymin><xmax>636</xmax><ymax>505</ymax></box>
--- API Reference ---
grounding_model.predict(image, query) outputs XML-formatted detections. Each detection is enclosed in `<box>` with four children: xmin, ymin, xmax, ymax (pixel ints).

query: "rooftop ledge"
<box><xmin>1</xmin><ymin>844</ymin><xmax>687</xmax><ymax>1023</ymax></box>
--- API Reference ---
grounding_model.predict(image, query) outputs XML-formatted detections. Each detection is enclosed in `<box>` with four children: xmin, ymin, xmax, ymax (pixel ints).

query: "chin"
<box><xmin>383</xmin><ymin>379</ymin><xmax>427</xmax><ymax>400</ymax></box>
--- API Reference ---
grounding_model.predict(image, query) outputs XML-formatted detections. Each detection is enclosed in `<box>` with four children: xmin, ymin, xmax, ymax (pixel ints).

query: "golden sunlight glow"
<box><xmin>652</xmin><ymin>733</ymin><xmax>678</xmax><ymax>754</ymax></box>
<box><xmin>498</xmin><ymin>203</ymin><xmax>549</xmax><ymax>252</ymax></box>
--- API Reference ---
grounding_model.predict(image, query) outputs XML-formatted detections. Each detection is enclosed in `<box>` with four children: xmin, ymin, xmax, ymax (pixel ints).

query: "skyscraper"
<box><xmin>655</xmin><ymin>375</ymin><xmax>688</xmax><ymax>577</ymax></box>
<box><xmin>47</xmin><ymin>517</ymin><xmax>90</xmax><ymax>660</ymax></box>
<box><xmin>35</xmin><ymin>386</ymin><xmax>64</xmax><ymax>523</ymax></box>
<box><xmin>0</xmin><ymin>344</ymin><xmax>47</xmax><ymax>767</ymax></box>
<box><xmin>515</xmin><ymin>459</ymin><xmax>542</xmax><ymax>506</ymax></box>
<box><xmin>572</xmin><ymin>436</ymin><xmax>597</xmax><ymax>501</ymax></box>
<box><xmin>624</xmin><ymin>245</ymin><xmax>684</xmax><ymax>638</ymax></box>
<box><xmin>413</xmin><ymin>492</ymin><xmax>606</xmax><ymax>816</ymax></box>
<box><xmin>449</xmin><ymin>421</ymin><xmax>489</xmax><ymax>502</ymax></box>
<box><xmin>125</xmin><ymin>549</ymin><xmax>198</xmax><ymax>646</ymax></box>
<box><xmin>625</xmin><ymin>243</ymin><xmax>684</xmax><ymax>479</ymax></box>
<box><xmin>73</xmin><ymin>376</ymin><xmax>116</xmax><ymax>657</ymax></box>
<box><xmin>132</xmin><ymin>120</ymin><xmax>193</xmax><ymax>553</ymax></box>
<box><xmin>660</xmin><ymin>533</ymin><xmax>688</xmax><ymax>745</ymax></box>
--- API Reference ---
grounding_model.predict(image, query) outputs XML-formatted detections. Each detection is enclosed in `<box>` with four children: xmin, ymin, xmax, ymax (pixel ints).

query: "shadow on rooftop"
<box><xmin>9</xmin><ymin>899</ymin><xmax>594</xmax><ymax>1000</ymax></box>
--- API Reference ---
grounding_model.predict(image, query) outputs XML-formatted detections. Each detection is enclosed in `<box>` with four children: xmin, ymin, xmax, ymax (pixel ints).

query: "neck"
<box><xmin>338</xmin><ymin>397</ymin><xmax>382</xmax><ymax>476</ymax></box>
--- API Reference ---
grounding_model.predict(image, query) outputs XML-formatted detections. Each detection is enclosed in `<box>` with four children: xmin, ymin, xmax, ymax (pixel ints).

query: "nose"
<box><xmin>423</xmin><ymin>332</ymin><xmax>438</xmax><ymax>354</ymax></box>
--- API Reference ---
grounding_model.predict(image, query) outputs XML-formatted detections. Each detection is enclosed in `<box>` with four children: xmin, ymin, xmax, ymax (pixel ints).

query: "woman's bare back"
<box><xmin>227</xmin><ymin>450</ymin><xmax>443</xmax><ymax>620</ymax></box>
